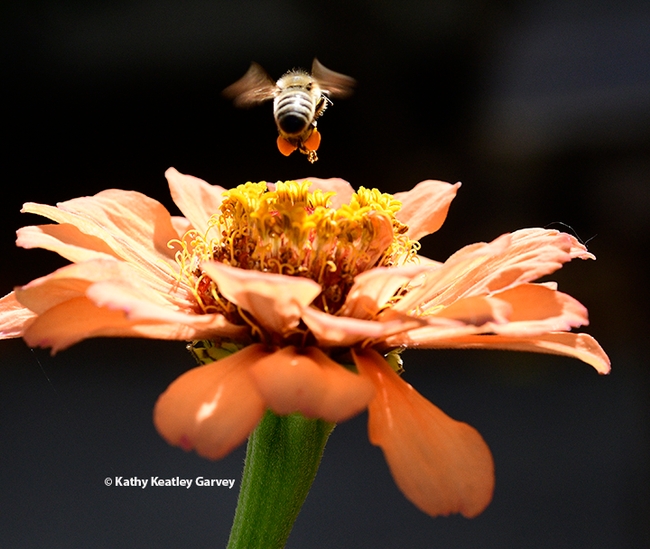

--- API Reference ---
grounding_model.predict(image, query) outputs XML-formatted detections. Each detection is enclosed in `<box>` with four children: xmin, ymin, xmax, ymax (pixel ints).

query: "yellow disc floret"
<box><xmin>171</xmin><ymin>180</ymin><xmax>418</xmax><ymax>323</ymax></box>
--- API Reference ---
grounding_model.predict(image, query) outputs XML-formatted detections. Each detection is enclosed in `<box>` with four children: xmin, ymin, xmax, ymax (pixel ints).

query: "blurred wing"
<box><xmin>311</xmin><ymin>58</ymin><xmax>356</xmax><ymax>98</ymax></box>
<box><xmin>222</xmin><ymin>62</ymin><xmax>278</xmax><ymax>107</ymax></box>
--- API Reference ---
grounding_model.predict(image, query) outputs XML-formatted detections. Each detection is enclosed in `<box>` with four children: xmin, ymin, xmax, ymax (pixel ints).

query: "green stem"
<box><xmin>226</xmin><ymin>411</ymin><xmax>335</xmax><ymax>549</ymax></box>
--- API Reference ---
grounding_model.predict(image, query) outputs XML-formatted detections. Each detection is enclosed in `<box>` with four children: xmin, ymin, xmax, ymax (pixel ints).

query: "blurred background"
<box><xmin>1</xmin><ymin>0</ymin><xmax>648</xmax><ymax>547</ymax></box>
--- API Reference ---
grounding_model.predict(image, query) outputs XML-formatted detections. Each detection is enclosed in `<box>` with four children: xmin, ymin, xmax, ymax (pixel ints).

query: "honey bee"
<box><xmin>223</xmin><ymin>58</ymin><xmax>355</xmax><ymax>163</ymax></box>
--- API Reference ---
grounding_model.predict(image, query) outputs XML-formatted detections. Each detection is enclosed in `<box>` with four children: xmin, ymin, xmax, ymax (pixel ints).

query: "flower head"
<box><xmin>0</xmin><ymin>168</ymin><xmax>609</xmax><ymax>518</ymax></box>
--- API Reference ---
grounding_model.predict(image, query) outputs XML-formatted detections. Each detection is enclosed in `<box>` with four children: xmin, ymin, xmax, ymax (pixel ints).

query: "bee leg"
<box><xmin>299</xmin><ymin>127</ymin><xmax>321</xmax><ymax>163</ymax></box>
<box><xmin>313</xmin><ymin>95</ymin><xmax>332</xmax><ymax>120</ymax></box>
<box><xmin>296</xmin><ymin>143</ymin><xmax>318</xmax><ymax>163</ymax></box>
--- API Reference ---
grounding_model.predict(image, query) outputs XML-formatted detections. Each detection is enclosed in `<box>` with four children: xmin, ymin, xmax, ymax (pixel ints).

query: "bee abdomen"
<box><xmin>274</xmin><ymin>89</ymin><xmax>316</xmax><ymax>136</ymax></box>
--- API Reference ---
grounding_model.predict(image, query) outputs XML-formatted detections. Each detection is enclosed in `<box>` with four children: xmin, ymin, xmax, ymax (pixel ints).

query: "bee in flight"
<box><xmin>223</xmin><ymin>58</ymin><xmax>355</xmax><ymax>163</ymax></box>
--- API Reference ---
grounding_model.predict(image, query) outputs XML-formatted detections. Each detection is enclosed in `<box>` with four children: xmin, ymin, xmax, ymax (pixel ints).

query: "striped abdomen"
<box><xmin>273</xmin><ymin>87</ymin><xmax>317</xmax><ymax>136</ymax></box>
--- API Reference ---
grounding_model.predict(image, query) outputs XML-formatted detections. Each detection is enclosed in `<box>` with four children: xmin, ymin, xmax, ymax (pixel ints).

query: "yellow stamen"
<box><xmin>171</xmin><ymin>180</ymin><xmax>418</xmax><ymax>321</ymax></box>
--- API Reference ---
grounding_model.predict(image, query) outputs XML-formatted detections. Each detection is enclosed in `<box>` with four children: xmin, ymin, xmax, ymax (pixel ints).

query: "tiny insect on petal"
<box><xmin>277</xmin><ymin>137</ymin><xmax>297</xmax><ymax>156</ymax></box>
<box><xmin>303</xmin><ymin>129</ymin><xmax>321</xmax><ymax>151</ymax></box>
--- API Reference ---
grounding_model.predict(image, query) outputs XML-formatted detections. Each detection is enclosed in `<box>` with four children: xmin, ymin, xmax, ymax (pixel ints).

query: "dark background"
<box><xmin>1</xmin><ymin>1</ymin><xmax>649</xmax><ymax>547</ymax></box>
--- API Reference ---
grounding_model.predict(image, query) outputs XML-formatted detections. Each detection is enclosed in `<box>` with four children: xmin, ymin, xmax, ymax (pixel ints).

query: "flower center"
<box><xmin>172</xmin><ymin>180</ymin><xmax>418</xmax><ymax>325</ymax></box>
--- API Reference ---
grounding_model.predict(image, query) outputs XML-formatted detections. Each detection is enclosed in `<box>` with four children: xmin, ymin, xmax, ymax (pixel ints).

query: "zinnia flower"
<box><xmin>0</xmin><ymin>168</ymin><xmax>610</xmax><ymax>519</ymax></box>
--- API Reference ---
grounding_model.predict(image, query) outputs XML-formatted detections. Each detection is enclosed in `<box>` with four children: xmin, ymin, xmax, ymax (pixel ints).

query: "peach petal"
<box><xmin>14</xmin><ymin>260</ymin><xmax>175</xmax><ymax>314</ymax></box>
<box><xmin>16</xmin><ymin>224</ymin><xmax>119</xmax><ymax>263</ymax></box>
<box><xmin>202</xmin><ymin>262</ymin><xmax>321</xmax><ymax>336</ymax></box>
<box><xmin>166</xmin><ymin>167</ymin><xmax>227</xmax><ymax>233</ymax></box>
<box><xmin>23</xmin><ymin>296</ymin><xmax>149</xmax><ymax>352</ymax></box>
<box><xmin>17</xmin><ymin>277</ymin><xmax>93</xmax><ymax>315</ymax></box>
<box><xmin>394</xmin><ymin>180</ymin><xmax>461</xmax><ymax>241</ymax></box>
<box><xmin>21</xmin><ymin>295</ymin><xmax>242</xmax><ymax>353</ymax></box>
<box><xmin>22</xmin><ymin>190</ymin><xmax>180</xmax><ymax>283</ymax></box>
<box><xmin>407</xmin><ymin>332</ymin><xmax>611</xmax><ymax>374</ymax></box>
<box><xmin>301</xmin><ymin>306</ymin><xmax>428</xmax><ymax>348</ymax></box>
<box><xmin>170</xmin><ymin>216</ymin><xmax>192</xmax><ymax>237</ymax></box>
<box><xmin>428</xmin><ymin>284</ymin><xmax>589</xmax><ymax>335</ymax></box>
<box><xmin>450</xmin><ymin>229</ymin><xmax>592</xmax><ymax>296</ymax></box>
<box><xmin>415</xmin><ymin>254</ymin><xmax>444</xmax><ymax>267</ymax></box>
<box><xmin>354</xmin><ymin>348</ymin><xmax>495</xmax><ymax>518</ymax></box>
<box><xmin>392</xmin><ymin>235</ymin><xmax>511</xmax><ymax>313</ymax></box>
<box><xmin>0</xmin><ymin>292</ymin><xmax>36</xmax><ymax>338</ymax></box>
<box><xmin>488</xmin><ymin>284</ymin><xmax>589</xmax><ymax>335</ymax></box>
<box><xmin>249</xmin><ymin>346</ymin><xmax>375</xmax><ymax>422</ymax></box>
<box><xmin>86</xmin><ymin>281</ymin><xmax>249</xmax><ymax>338</ymax></box>
<box><xmin>395</xmin><ymin>229</ymin><xmax>591</xmax><ymax>315</ymax></box>
<box><xmin>339</xmin><ymin>264</ymin><xmax>435</xmax><ymax>319</ymax></box>
<box><xmin>86</xmin><ymin>280</ymin><xmax>247</xmax><ymax>338</ymax></box>
<box><xmin>383</xmin><ymin>324</ymin><xmax>489</xmax><ymax>351</ymax></box>
<box><xmin>14</xmin><ymin>260</ymin><xmax>243</xmax><ymax>342</ymax></box>
<box><xmin>296</xmin><ymin>177</ymin><xmax>354</xmax><ymax>209</ymax></box>
<box><xmin>433</xmin><ymin>294</ymin><xmax>513</xmax><ymax>325</ymax></box>
<box><xmin>154</xmin><ymin>344</ymin><xmax>269</xmax><ymax>460</ymax></box>
<box><xmin>15</xmin><ymin>261</ymin><xmax>123</xmax><ymax>314</ymax></box>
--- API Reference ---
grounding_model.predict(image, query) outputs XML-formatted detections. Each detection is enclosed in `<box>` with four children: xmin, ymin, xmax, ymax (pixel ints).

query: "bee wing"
<box><xmin>222</xmin><ymin>62</ymin><xmax>278</xmax><ymax>107</ymax></box>
<box><xmin>311</xmin><ymin>58</ymin><xmax>356</xmax><ymax>99</ymax></box>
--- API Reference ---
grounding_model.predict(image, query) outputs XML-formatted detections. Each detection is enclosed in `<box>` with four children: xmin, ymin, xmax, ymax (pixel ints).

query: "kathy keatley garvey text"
<box><xmin>108</xmin><ymin>477</ymin><xmax>236</xmax><ymax>489</ymax></box>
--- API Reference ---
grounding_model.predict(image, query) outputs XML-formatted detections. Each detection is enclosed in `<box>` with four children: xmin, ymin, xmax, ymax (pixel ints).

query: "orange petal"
<box><xmin>413</xmin><ymin>254</ymin><xmax>444</xmax><ymax>268</ymax></box>
<box><xmin>302</xmin><ymin>306</ymin><xmax>427</xmax><ymax>347</ymax></box>
<box><xmin>444</xmin><ymin>229</ymin><xmax>593</xmax><ymax>296</ymax></box>
<box><xmin>354</xmin><ymin>348</ymin><xmax>495</xmax><ymax>518</ymax></box>
<box><xmin>434</xmin><ymin>294</ymin><xmax>513</xmax><ymax>325</ymax></box>
<box><xmin>166</xmin><ymin>167</ymin><xmax>226</xmax><ymax>233</ymax></box>
<box><xmin>0</xmin><ymin>292</ymin><xmax>36</xmax><ymax>338</ymax></box>
<box><xmin>15</xmin><ymin>261</ymin><xmax>122</xmax><ymax>314</ymax></box>
<box><xmin>14</xmin><ymin>259</ymin><xmax>245</xmax><ymax>351</ymax></box>
<box><xmin>20</xmin><ymin>289</ymin><xmax>245</xmax><ymax>353</ymax></box>
<box><xmin>395</xmin><ymin>229</ymin><xmax>592</xmax><ymax>315</ymax></box>
<box><xmin>393</xmin><ymin>235</ymin><xmax>511</xmax><ymax>314</ymax></box>
<box><xmin>201</xmin><ymin>262</ymin><xmax>321</xmax><ymax>336</ymax></box>
<box><xmin>394</xmin><ymin>180</ymin><xmax>461</xmax><ymax>241</ymax></box>
<box><xmin>399</xmin><ymin>332</ymin><xmax>611</xmax><ymax>374</ymax></box>
<box><xmin>22</xmin><ymin>296</ymin><xmax>146</xmax><ymax>352</ymax></box>
<box><xmin>21</xmin><ymin>190</ymin><xmax>180</xmax><ymax>282</ymax></box>
<box><xmin>16</xmin><ymin>224</ymin><xmax>119</xmax><ymax>264</ymax></box>
<box><xmin>154</xmin><ymin>344</ymin><xmax>269</xmax><ymax>459</ymax></box>
<box><xmin>171</xmin><ymin>215</ymin><xmax>192</xmax><ymax>237</ymax></box>
<box><xmin>85</xmin><ymin>280</ymin><xmax>247</xmax><ymax>339</ymax></box>
<box><xmin>15</xmin><ymin>260</ymin><xmax>176</xmax><ymax>314</ymax></box>
<box><xmin>487</xmin><ymin>284</ymin><xmax>589</xmax><ymax>334</ymax></box>
<box><xmin>338</xmin><ymin>265</ymin><xmax>432</xmax><ymax>319</ymax></box>
<box><xmin>249</xmin><ymin>346</ymin><xmax>375</xmax><ymax>422</ymax></box>
<box><xmin>405</xmin><ymin>284</ymin><xmax>590</xmax><ymax>340</ymax></box>
<box><xmin>277</xmin><ymin>136</ymin><xmax>297</xmax><ymax>156</ymax></box>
